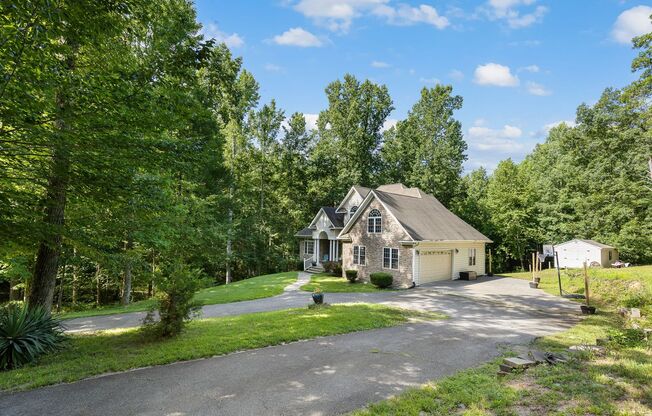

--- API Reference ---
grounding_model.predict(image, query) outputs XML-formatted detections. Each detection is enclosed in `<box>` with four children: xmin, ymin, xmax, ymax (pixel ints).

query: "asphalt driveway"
<box><xmin>0</xmin><ymin>276</ymin><xmax>581</xmax><ymax>416</ymax></box>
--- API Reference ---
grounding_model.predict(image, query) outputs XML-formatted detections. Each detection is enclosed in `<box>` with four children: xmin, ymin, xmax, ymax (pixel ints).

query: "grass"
<box><xmin>352</xmin><ymin>266</ymin><xmax>652</xmax><ymax>415</ymax></box>
<box><xmin>300</xmin><ymin>273</ymin><xmax>394</xmax><ymax>293</ymax></box>
<box><xmin>0</xmin><ymin>304</ymin><xmax>443</xmax><ymax>391</ymax></box>
<box><xmin>57</xmin><ymin>271</ymin><xmax>298</xmax><ymax>320</ymax></box>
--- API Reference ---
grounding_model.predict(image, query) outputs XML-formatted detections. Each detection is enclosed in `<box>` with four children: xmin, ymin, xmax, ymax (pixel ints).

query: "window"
<box><xmin>304</xmin><ymin>241</ymin><xmax>314</xmax><ymax>255</ymax></box>
<box><xmin>383</xmin><ymin>247</ymin><xmax>399</xmax><ymax>270</ymax></box>
<box><xmin>349</xmin><ymin>206</ymin><xmax>358</xmax><ymax>216</ymax></box>
<box><xmin>367</xmin><ymin>209</ymin><xmax>382</xmax><ymax>233</ymax></box>
<box><xmin>468</xmin><ymin>248</ymin><xmax>476</xmax><ymax>266</ymax></box>
<box><xmin>353</xmin><ymin>245</ymin><xmax>366</xmax><ymax>265</ymax></box>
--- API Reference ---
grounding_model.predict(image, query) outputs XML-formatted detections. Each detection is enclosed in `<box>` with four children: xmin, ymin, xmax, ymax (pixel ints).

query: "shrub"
<box><xmin>0</xmin><ymin>305</ymin><xmax>65</xmax><ymax>370</ymax></box>
<box><xmin>322</xmin><ymin>261</ymin><xmax>343</xmax><ymax>276</ymax></box>
<box><xmin>370</xmin><ymin>272</ymin><xmax>393</xmax><ymax>288</ymax></box>
<box><xmin>345</xmin><ymin>270</ymin><xmax>358</xmax><ymax>282</ymax></box>
<box><xmin>144</xmin><ymin>262</ymin><xmax>204</xmax><ymax>338</ymax></box>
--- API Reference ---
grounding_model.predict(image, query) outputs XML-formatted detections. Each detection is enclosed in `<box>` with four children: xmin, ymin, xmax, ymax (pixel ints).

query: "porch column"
<box><xmin>329</xmin><ymin>240</ymin><xmax>335</xmax><ymax>261</ymax></box>
<box><xmin>314</xmin><ymin>238</ymin><xmax>319</xmax><ymax>263</ymax></box>
<box><xmin>335</xmin><ymin>241</ymin><xmax>339</xmax><ymax>261</ymax></box>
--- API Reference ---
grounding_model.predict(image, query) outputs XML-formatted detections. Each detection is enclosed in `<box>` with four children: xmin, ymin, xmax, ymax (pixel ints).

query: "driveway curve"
<box><xmin>0</xmin><ymin>276</ymin><xmax>581</xmax><ymax>416</ymax></box>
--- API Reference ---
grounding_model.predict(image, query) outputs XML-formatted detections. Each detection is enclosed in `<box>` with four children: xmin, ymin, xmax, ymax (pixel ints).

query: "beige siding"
<box><xmin>416</xmin><ymin>241</ymin><xmax>486</xmax><ymax>280</ymax></box>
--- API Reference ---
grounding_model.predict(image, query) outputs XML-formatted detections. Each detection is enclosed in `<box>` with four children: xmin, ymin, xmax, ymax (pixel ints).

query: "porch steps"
<box><xmin>305</xmin><ymin>265</ymin><xmax>324</xmax><ymax>274</ymax></box>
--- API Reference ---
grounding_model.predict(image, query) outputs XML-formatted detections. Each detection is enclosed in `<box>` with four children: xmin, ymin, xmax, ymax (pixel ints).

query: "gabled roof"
<box><xmin>339</xmin><ymin>184</ymin><xmax>492</xmax><ymax>243</ymax></box>
<box><xmin>559</xmin><ymin>239</ymin><xmax>615</xmax><ymax>249</ymax></box>
<box><xmin>322</xmin><ymin>207</ymin><xmax>345</xmax><ymax>228</ymax></box>
<box><xmin>308</xmin><ymin>207</ymin><xmax>345</xmax><ymax>229</ymax></box>
<box><xmin>336</xmin><ymin>185</ymin><xmax>372</xmax><ymax>212</ymax></box>
<box><xmin>294</xmin><ymin>227</ymin><xmax>313</xmax><ymax>237</ymax></box>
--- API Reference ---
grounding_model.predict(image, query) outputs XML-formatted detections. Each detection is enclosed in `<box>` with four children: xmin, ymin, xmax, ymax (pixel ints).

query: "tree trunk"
<box><xmin>71</xmin><ymin>247</ymin><xmax>78</xmax><ymax>305</ymax></box>
<box><xmin>95</xmin><ymin>263</ymin><xmax>101</xmax><ymax>306</ymax></box>
<box><xmin>56</xmin><ymin>264</ymin><xmax>65</xmax><ymax>313</ymax></box>
<box><xmin>8</xmin><ymin>279</ymin><xmax>16</xmax><ymax>301</ymax></box>
<box><xmin>121</xmin><ymin>238</ymin><xmax>133</xmax><ymax>305</ymax></box>
<box><xmin>28</xmin><ymin>50</ymin><xmax>74</xmax><ymax>313</ymax></box>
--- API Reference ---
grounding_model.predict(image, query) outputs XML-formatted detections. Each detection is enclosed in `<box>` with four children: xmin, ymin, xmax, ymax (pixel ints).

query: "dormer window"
<box><xmin>367</xmin><ymin>209</ymin><xmax>382</xmax><ymax>233</ymax></box>
<box><xmin>349</xmin><ymin>206</ymin><xmax>358</xmax><ymax>216</ymax></box>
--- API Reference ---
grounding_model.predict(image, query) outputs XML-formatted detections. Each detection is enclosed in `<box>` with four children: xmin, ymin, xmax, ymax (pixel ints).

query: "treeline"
<box><xmin>1</xmin><ymin>2</ymin><xmax>650</xmax><ymax>312</ymax></box>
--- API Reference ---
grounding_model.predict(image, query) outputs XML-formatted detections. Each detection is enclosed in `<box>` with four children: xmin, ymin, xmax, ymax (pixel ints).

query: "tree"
<box><xmin>1</xmin><ymin>1</ymin><xmax>204</xmax><ymax>311</ymax></box>
<box><xmin>381</xmin><ymin>85</ymin><xmax>467</xmax><ymax>207</ymax></box>
<box><xmin>486</xmin><ymin>159</ymin><xmax>537</xmax><ymax>271</ymax></box>
<box><xmin>312</xmin><ymin>74</ymin><xmax>393</xmax><ymax>204</ymax></box>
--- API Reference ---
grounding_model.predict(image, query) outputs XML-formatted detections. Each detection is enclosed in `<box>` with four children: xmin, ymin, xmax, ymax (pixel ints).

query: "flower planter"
<box><xmin>529</xmin><ymin>282</ymin><xmax>539</xmax><ymax>289</ymax></box>
<box><xmin>580</xmin><ymin>305</ymin><xmax>596</xmax><ymax>315</ymax></box>
<box><xmin>312</xmin><ymin>293</ymin><xmax>324</xmax><ymax>305</ymax></box>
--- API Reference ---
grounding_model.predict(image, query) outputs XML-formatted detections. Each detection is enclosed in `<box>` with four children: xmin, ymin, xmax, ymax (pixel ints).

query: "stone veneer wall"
<box><xmin>341</xmin><ymin>198</ymin><xmax>414</xmax><ymax>288</ymax></box>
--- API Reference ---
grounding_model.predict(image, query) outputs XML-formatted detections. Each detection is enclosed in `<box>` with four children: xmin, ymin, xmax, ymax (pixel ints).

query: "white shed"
<box><xmin>554</xmin><ymin>239</ymin><xmax>618</xmax><ymax>268</ymax></box>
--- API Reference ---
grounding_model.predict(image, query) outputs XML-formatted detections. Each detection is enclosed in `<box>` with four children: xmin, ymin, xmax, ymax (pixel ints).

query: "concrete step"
<box><xmin>305</xmin><ymin>266</ymin><xmax>324</xmax><ymax>274</ymax></box>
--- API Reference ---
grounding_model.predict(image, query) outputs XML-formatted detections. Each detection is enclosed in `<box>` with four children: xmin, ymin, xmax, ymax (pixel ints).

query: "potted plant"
<box><xmin>312</xmin><ymin>288</ymin><xmax>324</xmax><ymax>304</ymax></box>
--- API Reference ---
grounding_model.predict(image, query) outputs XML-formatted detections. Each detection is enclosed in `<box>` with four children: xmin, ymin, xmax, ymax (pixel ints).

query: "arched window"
<box><xmin>349</xmin><ymin>206</ymin><xmax>358</xmax><ymax>216</ymax></box>
<box><xmin>367</xmin><ymin>209</ymin><xmax>382</xmax><ymax>233</ymax></box>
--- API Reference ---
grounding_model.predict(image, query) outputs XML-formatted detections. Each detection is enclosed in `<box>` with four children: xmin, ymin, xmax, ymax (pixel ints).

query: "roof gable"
<box><xmin>339</xmin><ymin>184</ymin><xmax>491</xmax><ymax>243</ymax></box>
<box><xmin>336</xmin><ymin>185</ymin><xmax>371</xmax><ymax>212</ymax></box>
<box><xmin>309</xmin><ymin>207</ymin><xmax>345</xmax><ymax>229</ymax></box>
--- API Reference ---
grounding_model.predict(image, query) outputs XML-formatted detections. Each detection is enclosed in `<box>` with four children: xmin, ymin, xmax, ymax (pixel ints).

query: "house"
<box><xmin>296</xmin><ymin>184</ymin><xmax>492</xmax><ymax>287</ymax></box>
<box><xmin>554</xmin><ymin>239</ymin><xmax>618</xmax><ymax>268</ymax></box>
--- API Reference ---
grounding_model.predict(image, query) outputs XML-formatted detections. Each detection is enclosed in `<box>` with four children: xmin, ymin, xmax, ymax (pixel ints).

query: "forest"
<box><xmin>1</xmin><ymin>1</ymin><xmax>651</xmax><ymax>313</ymax></box>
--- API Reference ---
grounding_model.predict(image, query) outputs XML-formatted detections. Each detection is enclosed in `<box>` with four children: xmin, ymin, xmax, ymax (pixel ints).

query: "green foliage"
<box><xmin>144</xmin><ymin>263</ymin><xmax>204</xmax><ymax>338</ymax></box>
<box><xmin>370</xmin><ymin>272</ymin><xmax>393</xmax><ymax>288</ymax></box>
<box><xmin>322</xmin><ymin>261</ymin><xmax>342</xmax><ymax>276</ymax></box>
<box><xmin>0</xmin><ymin>305</ymin><xmax>65</xmax><ymax>370</ymax></box>
<box><xmin>381</xmin><ymin>85</ymin><xmax>467</xmax><ymax>207</ymax></box>
<box><xmin>345</xmin><ymin>270</ymin><xmax>358</xmax><ymax>282</ymax></box>
<box><xmin>607</xmin><ymin>328</ymin><xmax>649</xmax><ymax>348</ymax></box>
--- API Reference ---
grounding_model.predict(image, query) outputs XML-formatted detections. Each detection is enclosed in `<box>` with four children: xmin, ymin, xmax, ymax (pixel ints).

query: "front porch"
<box><xmin>302</xmin><ymin>232</ymin><xmax>342</xmax><ymax>271</ymax></box>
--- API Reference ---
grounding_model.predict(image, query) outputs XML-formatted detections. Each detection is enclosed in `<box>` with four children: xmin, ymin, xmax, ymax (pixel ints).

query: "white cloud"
<box><xmin>374</xmin><ymin>4</ymin><xmax>449</xmax><ymax>29</ymax></box>
<box><xmin>468</xmin><ymin>124</ymin><xmax>525</xmax><ymax>152</ymax></box>
<box><xmin>473</xmin><ymin>63</ymin><xmax>519</xmax><ymax>87</ymax></box>
<box><xmin>201</xmin><ymin>23</ymin><xmax>244</xmax><ymax>48</ymax></box>
<box><xmin>519</xmin><ymin>64</ymin><xmax>539</xmax><ymax>73</ymax></box>
<box><xmin>272</xmin><ymin>27</ymin><xmax>323</xmax><ymax>47</ymax></box>
<box><xmin>382</xmin><ymin>118</ymin><xmax>398</xmax><ymax>132</ymax></box>
<box><xmin>612</xmin><ymin>6</ymin><xmax>652</xmax><ymax>45</ymax></box>
<box><xmin>304</xmin><ymin>113</ymin><xmax>320</xmax><ymax>131</ymax></box>
<box><xmin>484</xmin><ymin>0</ymin><xmax>547</xmax><ymax>29</ymax></box>
<box><xmin>543</xmin><ymin>120</ymin><xmax>576</xmax><ymax>133</ymax></box>
<box><xmin>292</xmin><ymin>0</ymin><xmax>449</xmax><ymax>32</ymax></box>
<box><xmin>371</xmin><ymin>60</ymin><xmax>390</xmax><ymax>68</ymax></box>
<box><xmin>449</xmin><ymin>69</ymin><xmax>464</xmax><ymax>81</ymax></box>
<box><xmin>294</xmin><ymin>0</ymin><xmax>387</xmax><ymax>32</ymax></box>
<box><xmin>526</xmin><ymin>81</ymin><xmax>551</xmax><ymax>96</ymax></box>
<box><xmin>264</xmin><ymin>63</ymin><xmax>283</xmax><ymax>72</ymax></box>
<box><xmin>419</xmin><ymin>77</ymin><xmax>441</xmax><ymax>84</ymax></box>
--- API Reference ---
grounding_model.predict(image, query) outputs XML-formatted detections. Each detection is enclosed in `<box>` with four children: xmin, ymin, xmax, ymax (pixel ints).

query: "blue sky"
<box><xmin>195</xmin><ymin>1</ymin><xmax>652</xmax><ymax>171</ymax></box>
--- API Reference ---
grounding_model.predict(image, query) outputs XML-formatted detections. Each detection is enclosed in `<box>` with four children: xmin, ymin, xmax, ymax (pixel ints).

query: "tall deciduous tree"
<box><xmin>381</xmin><ymin>85</ymin><xmax>467</xmax><ymax>207</ymax></box>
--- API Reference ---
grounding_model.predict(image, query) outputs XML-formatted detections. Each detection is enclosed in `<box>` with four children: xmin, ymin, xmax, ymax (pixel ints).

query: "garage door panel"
<box><xmin>419</xmin><ymin>251</ymin><xmax>451</xmax><ymax>283</ymax></box>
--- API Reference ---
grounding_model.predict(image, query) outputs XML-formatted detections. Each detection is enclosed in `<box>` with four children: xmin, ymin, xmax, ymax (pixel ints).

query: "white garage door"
<box><xmin>419</xmin><ymin>250</ymin><xmax>452</xmax><ymax>283</ymax></box>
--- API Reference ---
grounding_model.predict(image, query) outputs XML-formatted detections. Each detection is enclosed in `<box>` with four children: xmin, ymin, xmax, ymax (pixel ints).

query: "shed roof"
<box><xmin>559</xmin><ymin>239</ymin><xmax>615</xmax><ymax>249</ymax></box>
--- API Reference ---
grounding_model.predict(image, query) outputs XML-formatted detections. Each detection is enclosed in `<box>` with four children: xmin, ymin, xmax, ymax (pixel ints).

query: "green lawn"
<box><xmin>0</xmin><ymin>304</ymin><xmax>442</xmax><ymax>392</ymax></box>
<box><xmin>58</xmin><ymin>271</ymin><xmax>298</xmax><ymax>320</ymax></box>
<box><xmin>300</xmin><ymin>273</ymin><xmax>394</xmax><ymax>293</ymax></box>
<box><xmin>352</xmin><ymin>266</ymin><xmax>652</xmax><ymax>415</ymax></box>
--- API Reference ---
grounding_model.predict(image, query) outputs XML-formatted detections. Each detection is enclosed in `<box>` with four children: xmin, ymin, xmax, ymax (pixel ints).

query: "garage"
<box><xmin>418</xmin><ymin>250</ymin><xmax>452</xmax><ymax>283</ymax></box>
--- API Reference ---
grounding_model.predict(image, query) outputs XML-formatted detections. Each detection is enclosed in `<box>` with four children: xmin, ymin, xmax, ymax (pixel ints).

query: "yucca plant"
<box><xmin>0</xmin><ymin>305</ymin><xmax>65</xmax><ymax>370</ymax></box>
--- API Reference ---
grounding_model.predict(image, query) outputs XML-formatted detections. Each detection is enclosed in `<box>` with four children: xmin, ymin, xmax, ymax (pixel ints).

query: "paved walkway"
<box><xmin>0</xmin><ymin>276</ymin><xmax>580</xmax><ymax>416</ymax></box>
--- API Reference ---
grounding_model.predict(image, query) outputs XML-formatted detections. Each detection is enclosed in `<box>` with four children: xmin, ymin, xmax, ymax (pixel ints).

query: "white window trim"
<box><xmin>382</xmin><ymin>247</ymin><xmax>399</xmax><ymax>270</ymax></box>
<box><xmin>304</xmin><ymin>241</ymin><xmax>314</xmax><ymax>255</ymax></box>
<box><xmin>353</xmin><ymin>245</ymin><xmax>366</xmax><ymax>265</ymax></box>
<box><xmin>367</xmin><ymin>209</ymin><xmax>382</xmax><ymax>234</ymax></box>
